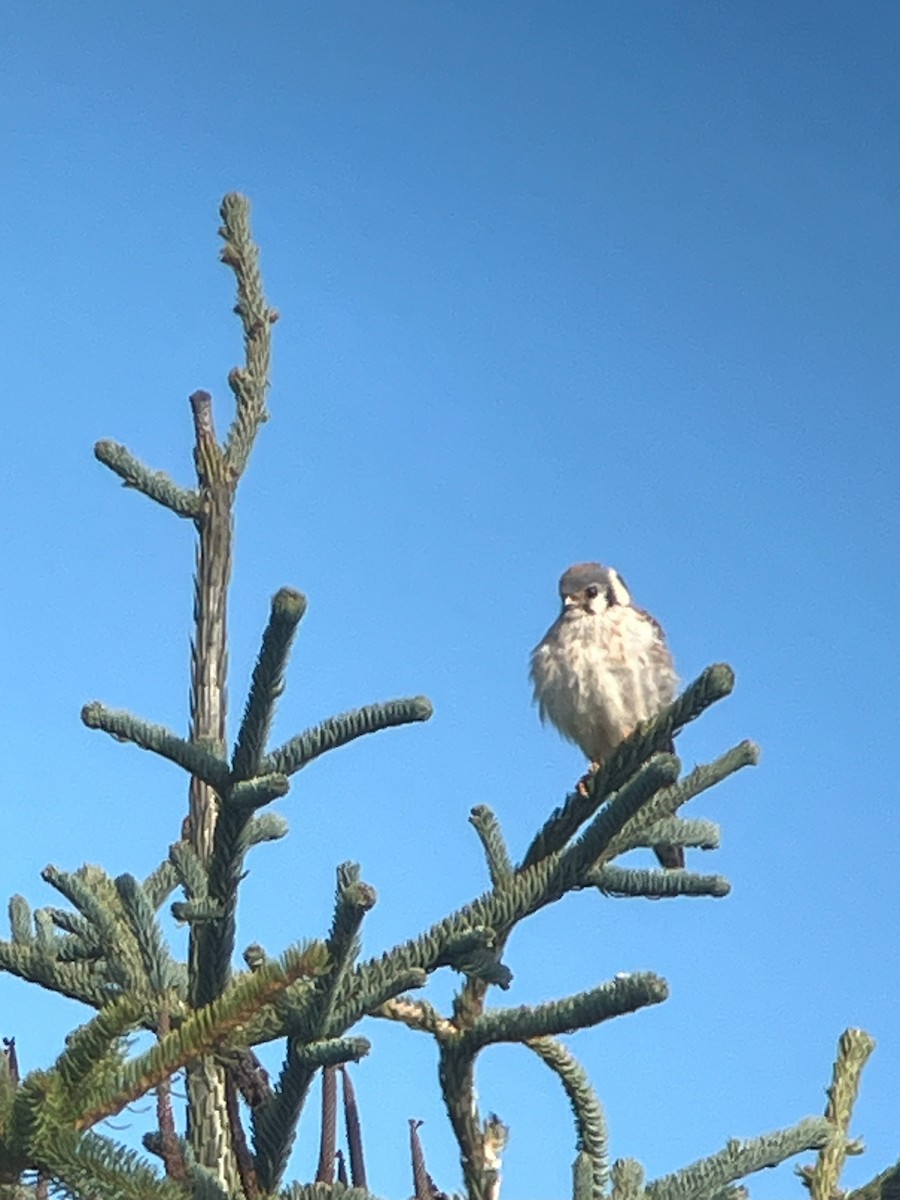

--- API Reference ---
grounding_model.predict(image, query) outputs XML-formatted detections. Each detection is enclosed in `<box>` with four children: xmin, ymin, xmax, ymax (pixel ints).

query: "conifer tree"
<box><xmin>0</xmin><ymin>195</ymin><xmax>887</xmax><ymax>1200</ymax></box>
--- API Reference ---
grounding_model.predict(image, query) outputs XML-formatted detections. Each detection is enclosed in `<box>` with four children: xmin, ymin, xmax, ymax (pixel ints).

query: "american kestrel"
<box><xmin>530</xmin><ymin>561</ymin><xmax>682</xmax><ymax>869</ymax></box>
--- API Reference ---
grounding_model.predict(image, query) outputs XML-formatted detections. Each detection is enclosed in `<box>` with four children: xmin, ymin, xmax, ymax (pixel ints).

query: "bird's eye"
<box><xmin>585</xmin><ymin>585</ymin><xmax>599</xmax><ymax>600</ymax></box>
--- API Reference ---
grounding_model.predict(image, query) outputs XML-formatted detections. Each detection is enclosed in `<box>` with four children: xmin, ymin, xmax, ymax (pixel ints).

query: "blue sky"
<box><xmin>2</xmin><ymin>2</ymin><xmax>898</xmax><ymax>1197</ymax></box>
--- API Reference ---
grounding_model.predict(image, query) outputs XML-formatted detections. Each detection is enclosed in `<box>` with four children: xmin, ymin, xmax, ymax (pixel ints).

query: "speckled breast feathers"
<box><xmin>530</xmin><ymin>562</ymin><xmax>677</xmax><ymax>764</ymax></box>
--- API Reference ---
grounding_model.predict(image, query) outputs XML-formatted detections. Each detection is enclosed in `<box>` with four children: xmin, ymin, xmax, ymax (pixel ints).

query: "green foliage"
<box><xmin>530</xmin><ymin>1038</ymin><xmax>607</xmax><ymax>1200</ymax></box>
<box><xmin>0</xmin><ymin>194</ymin><xmax>882</xmax><ymax>1200</ymax></box>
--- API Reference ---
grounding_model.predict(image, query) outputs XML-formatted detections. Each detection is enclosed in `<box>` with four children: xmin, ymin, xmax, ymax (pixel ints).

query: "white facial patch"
<box><xmin>605</xmin><ymin>569</ymin><xmax>632</xmax><ymax>607</ymax></box>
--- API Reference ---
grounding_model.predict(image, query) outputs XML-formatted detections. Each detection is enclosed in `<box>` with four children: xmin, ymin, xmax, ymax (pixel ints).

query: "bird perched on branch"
<box><xmin>530</xmin><ymin>561</ymin><xmax>683</xmax><ymax>869</ymax></box>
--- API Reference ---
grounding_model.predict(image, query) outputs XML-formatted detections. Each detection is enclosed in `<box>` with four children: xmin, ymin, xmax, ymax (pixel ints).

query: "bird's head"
<box><xmin>558</xmin><ymin>561</ymin><xmax>632</xmax><ymax>616</ymax></box>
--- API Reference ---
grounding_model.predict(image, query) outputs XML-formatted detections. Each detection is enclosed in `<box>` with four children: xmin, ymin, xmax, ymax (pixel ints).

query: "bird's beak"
<box><xmin>562</xmin><ymin>594</ymin><xmax>579</xmax><ymax>609</ymax></box>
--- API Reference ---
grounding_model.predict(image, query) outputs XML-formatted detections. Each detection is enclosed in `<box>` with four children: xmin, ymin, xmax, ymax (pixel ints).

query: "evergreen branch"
<box><xmin>8</xmin><ymin>897</ymin><xmax>33</xmax><ymax>944</ymax></box>
<box><xmin>340</xmin><ymin>769</ymin><xmax>687</xmax><ymax>1036</ymax></box>
<box><xmin>846</xmin><ymin>1161</ymin><xmax>900</xmax><ymax>1200</ymax></box>
<box><xmin>461</xmin><ymin>974</ymin><xmax>668</xmax><ymax>1050</ymax></box>
<box><xmin>252</xmin><ymin>941</ymin><xmax>330</xmax><ymax>1005</ymax></box>
<box><xmin>338</xmin><ymin>874</ymin><xmax>575</xmax><ymax>1023</ymax></box>
<box><xmin>644</xmin><ymin>1117</ymin><xmax>833</xmax><ymax>1200</ymax></box>
<box><xmin>36</xmin><ymin>1128</ymin><xmax>185</xmax><ymax>1200</ymax></box>
<box><xmin>93</xmin><ymin>440</ymin><xmax>200</xmax><ymax>518</ymax></box>
<box><xmin>671</xmin><ymin>740</ymin><xmax>759</xmax><ymax>802</ymax></box>
<box><xmin>171</xmin><ymin>899</ymin><xmax>223</xmax><ymax>925</ymax></box>
<box><xmin>35</xmin><ymin>908</ymin><xmax>55</xmax><ymax>951</ymax></box>
<box><xmin>263</xmin><ymin>697</ymin><xmax>433</xmax><ymax>777</ymax></box>
<box><xmin>574</xmin><ymin>1151</ymin><xmax>598</xmax><ymax>1200</ymax></box>
<box><xmin>318</xmin><ymin>968</ymin><xmax>428</xmax><ymax>1041</ymax></box>
<box><xmin>260</xmin><ymin>867</ymin><xmax>376</xmax><ymax>1045</ymax></box>
<box><xmin>55</xmin><ymin>993</ymin><xmax>145</xmax><ymax>1091</ymax></box>
<box><xmin>218</xmin><ymin>192</ymin><xmax>278</xmax><ymax>477</ymax></box>
<box><xmin>81</xmin><ymin>704</ymin><xmax>231</xmax><ymax>790</ymax></box>
<box><xmin>588</xmin><ymin>865</ymin><xmax>730</xmax><ymax>898</ymax></box>
<box><xmin>16</xmin><ymin>1070</ymin><xmax>172</xmax><ymax>1198</ymax></box>
<box><xmin>196</xmin><ymin>756</ymin><xmax>295</xmax><ymax>1010</ymax></box>
<box><xmin>636</xmin><ymin>817</ymin><xmax>720</xmax><ymax>853</ymax></box>
<box><xmin>186</xmin><ymin>1163</ymin><xmax>234</xmax><ymax>1200</ymax></box>
<box><xmin>598</xmin><ymin>815</ymin><xmax>721</xmax><ymax>869</ymax></box>
<box><xmin>237</xmin><ymin>954</ymin><xmax>321</xmax><ymax>1044</ymax></box>
<box><xmin>115</xmin><ymin>875</ymin><xmax>178</xmax><ymax>993</ymax></box>
<box><xmin>9</xmin><ymin>1071</ymin><xmax>57</xmax><ymax>1169</ymax></box>
<box><xmin>523</xmin><ymin>665</ymin><xmax>734</xmax><ymax>867</ymax></box>
<box><xmin>41</xmin><ymin>865</ymin><xmax>146</xmax><ymax>993</ymax></box>
<box><xmin>528</xmin><ymin>1037</ymin><xmax>608</xmax><ymax>1199</ymax></box>
<box><xmin>41</xmin><ymin>866</ymin><xmax>115</xmax><ymax>924</ymax></box>
<box><xmin>194</xmin><ymin>802</ymin><xmax>256</xmax><ymax>1006</ymax></box>
<box><xmin>611</xmin><ymin>1158</ymin><xmax>645</xmax><ymax>1200</ymax></box>
<box><xmin>284</xmin><ymin>1183</ymin><xmax>388</xmax><ymax>1200</ymax></box>
<box><xmin>438</xmin><ymin>926</ymin><xmax>499</xmax><ymax>963</ymax></box>
<box><xmin>41</xmin><ymin>902</ymin><xmax>84</xmax><ymax>940</ymax></box>
<box><xmin>658</xmin><ymin>662</ymin><xmax>735</xmax><ymax>735</ymax></box>
<box><xmin>469</xmin><ymin>807</ymin><xmax>513</xmax><ymax>885</ymax></box>
<box><xmin>252</xmin><ymin>1041</ymin><xmax>315</xmax><ymax>1192</ymax></box>
<box><xmin>228</xmin><ymin>773</ymin><xmax>291</xmax><ymax>809</ymax></box>
<box><xmin>374</xmin><ymin>996</ymin><xmax>453</xmax><ymax>1036</ymax></box>
<box><xmin>607</xmin><ymin>741</ymin><xmax>759</xmax><ymax>863</ymax></box>
<box><xmin>246</xmin><ymin>812</ymin><xmax>290</xmax><ymax>844</ymax></box>
<box><xmin>290</xmin><ymin>1038</ymin><xmax>370</xmax><ymax>1070</ymax></box>
<box><xmin>216</xmin><ymin>931</ymin><xmax>327</xmax><ymax>1037</ymax></box>
<box><xmin>561</xmin><ymin>755</ymin><xmax>681</xmax><ymax>879</ymax></box>
<box><xmin>803</xmin><ymin>1028</ymin><xmax>875</xmax><ymax>1200</ymax></box>
<box><xmin>0</xmin><ymin>939</ymin><xmax>113</xmax><ymax>1008</ymax></box>
<box><xmin>436</xmin><ymin>1043</ymin><xmax>490</xmax><ymax>1200</ymax></box>
<box><xmin>168</xmin><ymin>841</ymin><xmax>208</xmax><ymax>900</ymax></box>
<box><xmin>50</xmin><ymin>925</ymin><xmax>105</xmax><ymax>962</ymax></box>
<box><xmin>76</xmin><ymin>944</ymin><xmax>329</xmax><ymax>1130</ymax></box>
<box><xmin>440</xmin><ymin>927</ymin><xmax>511</xmax><ymax>988</ymax></box>
<box><xmin>313</xmin><ymin>865</ymin><xmax>376</xmax><ymax>1031</ymax></box>
<box><xmin>142</xmin><ymin>860</ymin><xmax>180</xmax><ymax>912</ymax></box>
<box><xmin>232</xmin><ymin>588</ymin><xmax>307</xmax><ymax>779</ymax></box>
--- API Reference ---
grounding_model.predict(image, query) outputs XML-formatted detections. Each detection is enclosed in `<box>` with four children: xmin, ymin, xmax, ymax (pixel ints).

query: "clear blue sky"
<box><xmin>2</xmin><ymin>3</ymin><xmax>898</xmax><ymax>1197</ymax></box>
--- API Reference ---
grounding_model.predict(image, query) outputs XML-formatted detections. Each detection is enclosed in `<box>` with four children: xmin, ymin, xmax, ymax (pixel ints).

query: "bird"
<box><xmin>529</xmin><ymin>561</ymin><xmax>683</xmax><ymax>869</ymax></box>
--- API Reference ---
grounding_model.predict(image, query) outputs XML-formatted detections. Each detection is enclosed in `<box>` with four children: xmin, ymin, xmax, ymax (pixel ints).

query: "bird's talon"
<box><xmin>577</xmin><ymin>762</ymin><xmax>601</xmax><ymax>796</ymax></box>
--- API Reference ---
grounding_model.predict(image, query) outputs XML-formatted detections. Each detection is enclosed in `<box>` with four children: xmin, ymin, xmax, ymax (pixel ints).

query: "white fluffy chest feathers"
<box><xmin>530</xmin><ymin>604</ymin><xmax>676</xmax><ymax>765</ymax></box>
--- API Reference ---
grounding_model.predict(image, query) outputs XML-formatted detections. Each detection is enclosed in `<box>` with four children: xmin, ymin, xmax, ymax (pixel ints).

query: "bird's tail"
<box><xmin>653</xmin><ymin>843</ymin><xmax>685</xmax><ymax>870</ymax></box>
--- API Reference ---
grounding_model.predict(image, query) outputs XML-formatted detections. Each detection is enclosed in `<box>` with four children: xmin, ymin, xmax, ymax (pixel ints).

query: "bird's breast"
<box><xmin>530</xmin><ymin>610</ymin><xmax>676</xmax><ymax>762</ymax></box>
